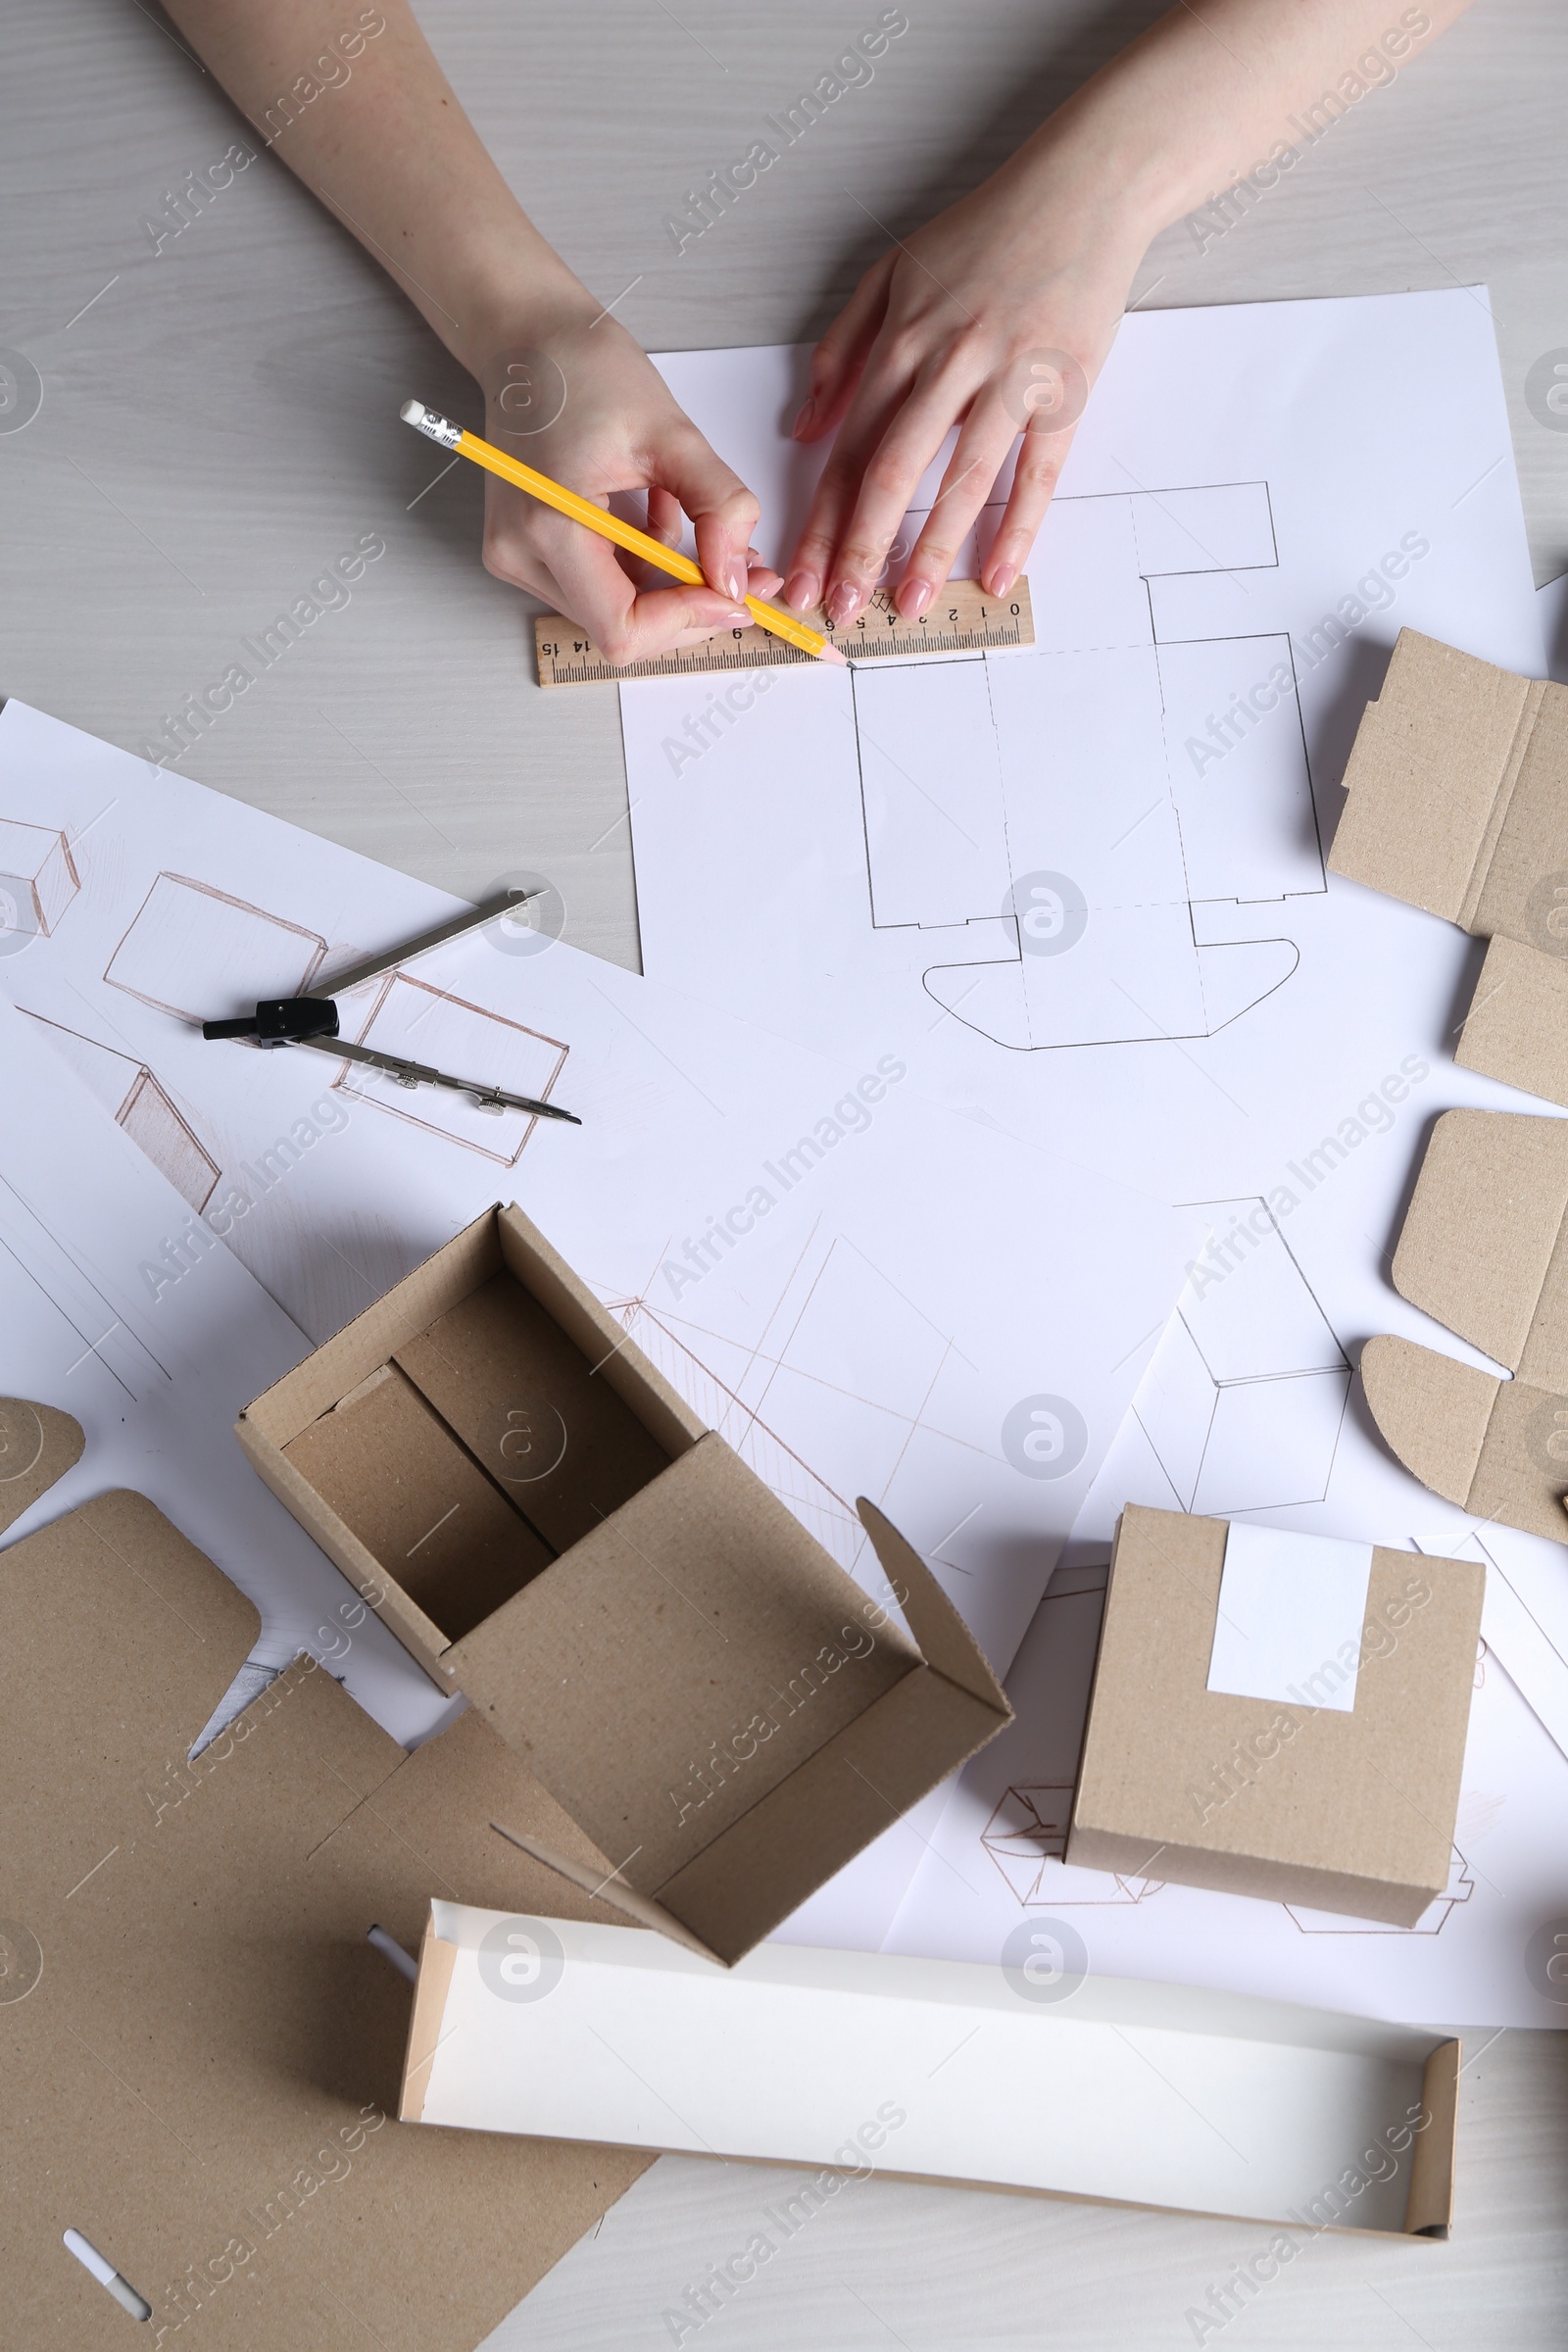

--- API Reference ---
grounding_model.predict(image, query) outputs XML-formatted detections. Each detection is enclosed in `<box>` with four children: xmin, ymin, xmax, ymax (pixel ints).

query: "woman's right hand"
<box><xmin>473</xmin><ymin>295</ymin><xmax>780</xmax><ymax>662</ymax></box>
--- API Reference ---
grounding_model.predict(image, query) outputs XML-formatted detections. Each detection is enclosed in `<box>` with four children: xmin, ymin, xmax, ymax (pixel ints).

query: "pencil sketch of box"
<box><xmin>105</xmin><ymin>872</ymin><xmax>327</xmax><ymax>1020</ymax></box>
<box><xmin>855</xmin><ymin>482</ymin><xmax>1320</xmax><ymax>1052</ymax></box>
<box><xmin>981</xmin><ymin>1783</ymin><xmax>1164</xmax><ymax>1910</ymax></box>
<box><xmin>1133</xmin><ymin>1196</ymin><xmax>1351</xmax><ymax>1515</ymax></box>
<box><xmin>332</xmin><ymin>971</ymin><xmax>569</xmax><ymax>1165</ymax></box>
<box><xmin>0</xmin><ymin>819</ymin><xmax>79</xmax><ymax>943</ymax></box>
<box><xmin>20</xmin><ymin>1010</ymin><xmax>221</xmax><ymax>1213</ymax></box>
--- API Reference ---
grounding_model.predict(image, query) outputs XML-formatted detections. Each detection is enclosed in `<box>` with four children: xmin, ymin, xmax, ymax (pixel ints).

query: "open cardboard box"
<box><xmin>1363</xmin><ymin>1107</ymin><xmax>1568</xmax><ymax>1543</ymax></box>
<box><xmin>400</xmin><ymin>1901</ymin><xmax>1459</xmax><ymax>2239</ymax></box>
<box><xmin>0</xmin><ymin>1462</ymin><xmax>671</xmax><ymax>2349</ymax></box>
<box><xmin>1064</xmin><ymin>1505</ymin><xmax>1484</xmax><ymax>1926</ymax></box>
<box><xmin>1329</xmin><ymin>626</ymin><xmax>1568</xmax><ymax>1109</ymax></box>
<box><xmin>237</xmin><ymin>1204</ymin><xmax>1011</xmax><ymax>1965</ymax></box>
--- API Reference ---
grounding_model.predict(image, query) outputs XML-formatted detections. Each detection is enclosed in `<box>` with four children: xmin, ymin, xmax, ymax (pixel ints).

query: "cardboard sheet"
<box><xmin>406</xmin><ymin>1902</ymin><xmax>1457</xmax><ymax>2239</ymax></box>
<box><xmin>0</xmin><ymin>1493</ymin><xmax>655</xmax><ymax>2347</ymax></box>
<box><xmin>0</xmin><ymin>699</ymin><xmax>1188</xmax><ymax>1710</ymax></box>
<box><xmin>1363</xmin><ymin>1107</ymin><xmax>1568</xmax><ymax>1543</ymax></box>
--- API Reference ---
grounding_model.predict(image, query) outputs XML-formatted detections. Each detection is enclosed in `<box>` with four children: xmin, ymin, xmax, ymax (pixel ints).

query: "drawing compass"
<box><xmin>200</xmin><ymin>889</ymin><xmax>581</xmax><ymax>1125</ymax></box>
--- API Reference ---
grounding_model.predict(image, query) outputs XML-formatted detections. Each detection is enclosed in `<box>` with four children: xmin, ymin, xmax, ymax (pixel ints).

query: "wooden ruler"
<box><xmin>533</xmin><ymin>577</ymin><xmax>1034</xmax><ymax>687</ymax></box>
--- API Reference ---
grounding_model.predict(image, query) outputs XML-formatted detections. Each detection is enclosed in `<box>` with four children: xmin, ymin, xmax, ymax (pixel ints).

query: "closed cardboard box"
<box><xmin>1066</xmin><ymin>1505</ymin><xmax>1483</xmax><ymax>1926</ymax></box>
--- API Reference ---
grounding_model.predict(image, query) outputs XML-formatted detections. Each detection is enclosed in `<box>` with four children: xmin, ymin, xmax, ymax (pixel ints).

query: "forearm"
<box><xmin>1015</xmin><ymin>0</ymin><xmax>1473</xmax><ymax>244</ymax></box>
<box><xmin>162</xmin><ymin>0</ymin><xmax>580</xmax><ymax>372</ymax></box>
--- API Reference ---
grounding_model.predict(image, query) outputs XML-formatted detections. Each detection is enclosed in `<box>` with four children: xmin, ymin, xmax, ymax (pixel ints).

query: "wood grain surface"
<box><xmin>2</xmin><ymin>4</ymin><xmax>1565</xmax><ymax>2341</ymax></box>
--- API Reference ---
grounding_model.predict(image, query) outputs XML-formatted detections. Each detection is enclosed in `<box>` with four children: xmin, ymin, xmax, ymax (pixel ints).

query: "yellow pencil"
<box><xmin>400</xmin><ymin>399</ymin><xmax>845</xmax><ymax>665</ymax></box>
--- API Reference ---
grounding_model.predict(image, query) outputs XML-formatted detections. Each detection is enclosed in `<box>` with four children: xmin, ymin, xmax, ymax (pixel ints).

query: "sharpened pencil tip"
<box><xmin>817</xmin><ymin>643</ymin><xmax>849</xmax><ymax>666</ymax></box>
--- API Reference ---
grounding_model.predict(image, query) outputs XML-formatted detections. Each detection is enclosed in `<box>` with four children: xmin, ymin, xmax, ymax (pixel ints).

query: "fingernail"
<box><xmin>901</xmin><ymin>579</ymin><xmax>932</xmax><ymax>618</ymax></box>
<box><xmin>792</xmin><ymin>398</ymin><xmax>815</xmax><ymax>439</ymax></box>
<box><xmin>827</xmin><ymin>580</ymin><xmax>860</xmax><ymax>625</ymax></box>
<box><xmin>725</xmin><ymin>562</ymin><xmax>747</xmax><ymax>603</ymax></box>
<box><xmin>725</xmin><ymin>609</ymin><xmax>752</xmax><ymax>625</ymax></box>
<box><xmin>989</xmin><ymin>563</ymin><xmax>1017</xmax><ymax>596</ymax></box>
<box><xmin>784</xmin><ymin>570</ymin><xmax>818</xmax><ymax>613</ymax></box>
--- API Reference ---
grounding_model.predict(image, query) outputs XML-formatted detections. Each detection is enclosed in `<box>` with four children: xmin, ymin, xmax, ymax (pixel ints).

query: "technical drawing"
<box><xmin>332</xmin><ymin>971</ymin><xmax>569</xmax><ymax>1165</ymax></box>
<box><xmin>850</xmin><ymin>481</ymin><xmax>1322</xmax><ymax>1052</ymax></box>
<box><xmin>106</xmin><ymin>872</ymin><xmax>326</xmax><ymax>1019</ymax></box>
<box><xmin>0</xmin><ymin>818</ymin><xmax>79</xmax><ymax>941</ymax></box>
<box><xmin>611</xmin><ymin>1293</ymin><xmax>863</xmax><ymax>1569</ymax></box>
<box><xmin>20</xmin><ymin>1009</ymin><xmax>220</xmax><ymax>1213</ymax></box>
<box><xmin>1133</xmin><ymin>1196</ymin><xmax>1351</xmax><ymax>1515</ymax></box>
<box><xmin>982</xmin><ymin>1784</ymin><xmax>1165</xmax><ymax>1909</ymax></box>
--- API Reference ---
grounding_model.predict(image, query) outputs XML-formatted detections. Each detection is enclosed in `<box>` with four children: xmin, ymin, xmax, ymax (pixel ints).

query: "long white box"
<box><xmin>401</xmin><ymin>1903</ymin><xmax>1458</xmax><ymax>2237</ymax></box>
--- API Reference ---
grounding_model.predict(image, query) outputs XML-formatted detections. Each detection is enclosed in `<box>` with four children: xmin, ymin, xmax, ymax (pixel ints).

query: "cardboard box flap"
<box><xmin>283</xmin><ymin>1359</ymin><xmax>555</xmax><ymax>1642</ymax></box>
<box><xmin>653</xmin><ymin>1665</ymin><xmax>1011</xmax><ymax>1964</ymax></box>
<box><xmin>1403</xmin><ymin>2039</ymin><xmax>1460</xmax><ymax>2238</ymax></box>
<box><xmin>1360</xmin><ymin>1335</ymin><xmax>1498</xmax><ymax>1508</ymax></box>
<box><xmin>1</xmin><ymin>1494</ymin><xmax>653</xmax><ymax>2347</ymax></box>
<box><xmin>0</xmin><ymin>1396</ymin><xmax>83</xmax><ymax>1535</ymax></box>
<box><xmin>1392</xmin><ymin>1109</ymin><xmax>1568</xmax><ymax>1384</ymax></box>
<box><xmin>1361</xmin><ymin>1335</ymin><xmax>1568</xmax><ymax>1544</ymax></box>
<box><xmin>857</xmin><ymin>1497</ymin><xmax>1011</xmax><ymax>1716</ymax></box>
<box><xmin>1328</xmin><ymin>629</ymin><xmax>1559</xmax><ymax>933</ymax></box>
<box><xmin>1455</xmin><ymin>932</ymin><xmax>1568</xmax><ymax>1112</ymax></box>
<box><xmin>242</xmin><ymin>1206</ymin><xmax>505</xmax><ymax>1446</ymax></box>
<box><xmin>495</xmin><ymin>1202</ymin><xmax>707</xmax><ymax>1457</ymax></box>
<box><xmin>448</xmin><ymin>1434</ymin><xmax>923</xmax><ymax>1893</ymax></box>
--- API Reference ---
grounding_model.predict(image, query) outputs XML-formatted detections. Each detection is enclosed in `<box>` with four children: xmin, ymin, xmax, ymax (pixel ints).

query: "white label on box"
<box><xmin>1206</xmin><ymin>1524</ymin><xmax>1373</xmax><ymax>1712</ymax></box>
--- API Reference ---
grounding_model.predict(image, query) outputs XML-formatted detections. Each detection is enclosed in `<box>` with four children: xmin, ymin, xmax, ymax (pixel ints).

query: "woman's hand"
<box><xmin>476</xmin><ymin>296</ymin><xmax>781</xmax><ymax>662</ymax></box>
<box><xmin>784</xmin><ymin>151</ymin><xmax>1149</xmax><ymax>625</ymax></box>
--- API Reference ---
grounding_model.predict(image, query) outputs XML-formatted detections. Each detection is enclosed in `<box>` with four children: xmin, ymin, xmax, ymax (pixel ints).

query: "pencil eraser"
<box><xmin>401</xmin><ymin>400</ymin><xmax>464</xmax><ymax>451</ymax></box>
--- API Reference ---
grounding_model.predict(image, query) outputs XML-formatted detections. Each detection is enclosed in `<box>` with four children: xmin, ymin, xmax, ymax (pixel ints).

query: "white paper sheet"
<box><xmin>0</xmin><ymin>701</ymin><xmax>1190</xmax><ymax>1753</ymax></box>
<box><xmin>884</xmin><ymin>1206</ymin><xmax>1568</xmax><ymax>2030</ymax></box>
<box><xmin>623</xmin><ymin>294</ymin><xmax>1544</xmax><ymax>1293</ymax></box>
<box><xmin>0</xmin><ymin>993</ymin><xmax>455</xmax><ymax>1746</ymax></box>
<box><xmin>1206</xmin><ymin>1525</ymin><xmax>1373</xmax><ymax>1711</ymax></box>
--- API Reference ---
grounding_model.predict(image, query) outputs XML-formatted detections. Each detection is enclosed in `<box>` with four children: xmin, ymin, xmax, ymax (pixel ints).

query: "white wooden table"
<box><xmin>4</xmin><ymin>2</ymin><xmax>1566</xmax><ymax>2340</ymax></box>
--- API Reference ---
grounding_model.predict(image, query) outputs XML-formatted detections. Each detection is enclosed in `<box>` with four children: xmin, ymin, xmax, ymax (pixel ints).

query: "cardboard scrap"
<box><xmin>1362</xmin><ymin>1107</ymin><xmax>1568</xmax><ymax>1543</ymax></box>
<box><xmin>239</xmin><ymin>1204</ymin><xmax>1012</xmax><ymax>1965</ymax></box>
<box><xmin>0</xmin><ymin>1395</ymin><xmax>82</xmax><ymax>1533</ymax></box>
<box><xmin>1066</xmin><ymin>1505</ymin><xmax>1484</xmax><ymax>1926</ymax></box>
<box><xmin>0</xmin><ymin>1491</ymin><xmax>655</xmax><ymax>2349</ymax></box>
<box><xmin>1330</xmin><ymin>627</ymin><xmax>1568</xmax><ymax>1106</ymax></box>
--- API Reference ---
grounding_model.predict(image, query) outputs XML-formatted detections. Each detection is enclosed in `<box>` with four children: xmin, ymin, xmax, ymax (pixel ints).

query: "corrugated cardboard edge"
<box><xmin>0</xmin><ymin>1396</ymin><xmax>84</xmax><ymax>1534</ymax></box>
<box><xmin>1403</xmin><ymin>2037</ymin><xmax>1461</xmax><ymax>2237</ymax></box>
<box><xmin>399</xmin><ymin>1909</ymin><xmax>463</xmax><ymax>2124</ymax></box>
<box><xmin>1360</xmin><ymin>1336</ymin><xmax>1495</xmax><ymax>1508</ymax></box>
<box><xmin>1456</xmin><ymin>933</ymin><xmax>1568</xmax><ymax>1111</ymax></box>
